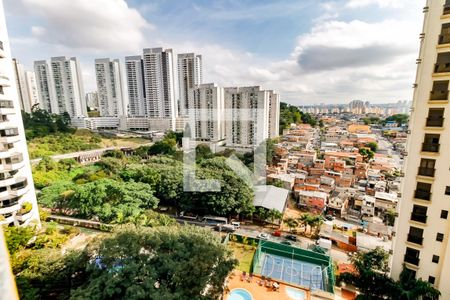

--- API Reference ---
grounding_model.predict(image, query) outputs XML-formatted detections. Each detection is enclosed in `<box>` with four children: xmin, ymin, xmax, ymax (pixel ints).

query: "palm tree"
<box><xmin>396</xmin><ymin>265</ymin><xmax>440</xmax><ymax>300</ymax></box>
<box><xmin>298</xmin><ymin>213</ymin><xmax>311</xmax><ymax>234</ymax></box>
<box><xmin>283</xmin><ymin>217</ymin><xmax>299</xmax><ymax>232</ymax></box>
<box><xmin>267</xmin><ymin>209</ymin><xmax>283</xmax><ymax>228</ymax></box>
<box><xmin>310</xmin><ymin>215</ymin><xmax>324</xmax><ymax>237</ymax></box>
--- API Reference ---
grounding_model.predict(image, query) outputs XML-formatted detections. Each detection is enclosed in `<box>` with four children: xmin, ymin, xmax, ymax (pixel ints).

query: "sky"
<box><xmin>4</xmin><ymin>0</ymin><xmax>424</xmax><ymax>105</ymax></box>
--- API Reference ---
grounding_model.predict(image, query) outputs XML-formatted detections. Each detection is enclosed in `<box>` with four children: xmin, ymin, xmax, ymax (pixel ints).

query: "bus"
<box><xmin>201</xmin><ymin>216</ymin><xmax>228</xmax><ymax>225</ymax></box>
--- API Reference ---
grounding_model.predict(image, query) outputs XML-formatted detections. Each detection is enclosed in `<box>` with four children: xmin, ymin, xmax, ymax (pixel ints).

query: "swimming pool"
<box><xmin>286</xmin><ymin>287</ymin><xmax>306</xmax><ymax>300</ymax></box>
<box><xmin>227</xmin><ymin>288</ymin><xmax>253</xmax><ymax>300</ymax></box>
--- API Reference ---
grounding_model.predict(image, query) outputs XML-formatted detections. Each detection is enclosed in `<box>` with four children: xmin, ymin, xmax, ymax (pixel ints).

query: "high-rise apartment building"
<box><xmin>224</xmin><ymin>86</ymin><xmax>270</xmax><ymax>148</ymax></box>
<box><xmin>268</xmin><ymin>90</ymin><xmax>280</xmax><ymax>138</ymax></box>
<box><xmin>392</xmin><ymin>1</ymin><xmax>450</xmax><ymax>298</ymax></box>
<box><xmin>0</xmin><ymin>1</ymin><xmax>40</xmax><ymax>226</ymax></box>
<box><xmin>34</xmin><ymin>56</ymin><xmax>87</xmax><ymax>118</ymax></box>
<box><xmin>95</xmin><ymin>58</ymin><xmax>126</xmax><ymax>117</ymax></box>
<box><xmin>85</xmin><ymin>92</ymin><xmax>99</xmax><ymax>111</ymax></box>
<box><xmin>178</xmin><ymin>53</ymin><xmax>202</xmax><ymax>116</ymax></box>
<box><xmin>12</xmin><ymin>59</ymin><xmax>39</xmax><ymax>113</ymax></box>
<box><xmin>125</xmin><ymin>55</ymin><xmax>145</xmax><ymax>117</ymax></box>
<box><xmin>142</xmin><ymin>48</ymin><xmax>177</xmax><ymax>120</ymax></box>
<box><xmin>188</xmin><ymin>83</ymin><xmax>225</xmax><ymax>142</ymax></box>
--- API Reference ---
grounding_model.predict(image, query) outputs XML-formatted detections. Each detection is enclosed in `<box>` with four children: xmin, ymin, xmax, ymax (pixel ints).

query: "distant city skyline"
<box><xmin>3</xmin><ymin>0</ymin><xmax>422</xmax><ymax>105</ymax></box>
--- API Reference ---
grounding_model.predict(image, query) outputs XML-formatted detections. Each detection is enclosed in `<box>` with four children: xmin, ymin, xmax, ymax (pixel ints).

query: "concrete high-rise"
<box><xmin>0</xmin><ymin>0</ymin><xmax>40</xmax><ymax>226</ymax></box>
<box><xmin>178</xmin><ymin>53</ymin><xmax>202</xmax><ymax>116</ymax></box>
<box><xmin>268</xmin><ymin>90</ymin><xmax>280</xmax><ymax>138</ymax></box>
<box><xmin>392</xmin><ymin>1</ymin><xmax>450</xmax><ymax>298</ymax></box>
<box><xmin>188</xmin><ymin>83</ymin><xmax>224</xmax><ymax>142</ymax></box>
<box><xmin>125</xmin><ymin>55</ymin><xmax>145</xmax><ymax>117</ymax></box>
<box><xmin>12</xmin><ymin>59</ymin><xmax>39</xmax><ymax>113</ymax></box>
<box><xmin>34</xmin><ymin>56</ymin><xmax>87</xmax><ymax>118</ymax></box>
<box><xmin>224</xmin><ymin>86</ymin><xmax>270</xmax><ymax>148</ymax></box>
<box><xmin>142</xmin><ymin>48</ymin><xmax>177</xmax><ymax>120</ymax></box>
<box><xmin>95</xmin><ymin>58</ymin><xmax>126</xmax><ymax>117</ymax></box>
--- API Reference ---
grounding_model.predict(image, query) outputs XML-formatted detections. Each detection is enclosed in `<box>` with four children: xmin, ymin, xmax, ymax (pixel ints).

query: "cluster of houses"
<box><xmin>266</xmin><ymin>117</ymin><xmax>408</xmax><ymax>251</ymax></box>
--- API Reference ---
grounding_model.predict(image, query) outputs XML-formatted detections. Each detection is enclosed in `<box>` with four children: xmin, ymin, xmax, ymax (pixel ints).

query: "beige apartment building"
<box><xmin>392</xmin><ymin>1</ymin><xmax>450</xmax><ymax>298</ymax></box>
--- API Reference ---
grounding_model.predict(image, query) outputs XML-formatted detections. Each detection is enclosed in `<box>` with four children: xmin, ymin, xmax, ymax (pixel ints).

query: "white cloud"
<box><xmin>20</xmin><ymin>0</ymin><xmax>152</xmax><ymax>52</ymax></box>
<box><xmin>346</xmin><ymin>0</ymin><xmax>409</xmax><ymax>9</ymax></box>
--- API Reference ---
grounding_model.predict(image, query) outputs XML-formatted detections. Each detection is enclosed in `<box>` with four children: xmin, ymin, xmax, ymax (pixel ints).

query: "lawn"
<box><xmin>228</xmin><ymin>241</ymin><xmax>256</xmax><ymax>273</ymax></box>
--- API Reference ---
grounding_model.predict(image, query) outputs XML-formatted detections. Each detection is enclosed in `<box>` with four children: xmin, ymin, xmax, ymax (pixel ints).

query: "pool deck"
<box><xmin>224</xmin><ymin>271</ymin><xmax>311</xmax><ymax>300</ymax></box>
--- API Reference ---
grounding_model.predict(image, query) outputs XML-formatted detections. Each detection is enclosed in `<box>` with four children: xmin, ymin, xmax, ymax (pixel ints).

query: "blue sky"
<box><xmin>4</xmin><ymin>0</ymin><xmax>423</xmax><ymax>104</ymax></box>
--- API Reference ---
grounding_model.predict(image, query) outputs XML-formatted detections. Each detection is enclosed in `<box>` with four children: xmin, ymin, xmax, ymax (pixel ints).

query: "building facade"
<box><xmin>187</xmin><ymin>83</ymin><xmax>225</xmax><ymax>142</ymax></box>
<box><xmin>268</xmin><ymin>90</ymin><xmax>280</xmax><ymax>138</ymax></box>
<box><xmin>224</xmin><ymin>86</ymin><xmax>270</xmax><ymax>148</ymax></box>
<box><xmin>12</xmin><ymin>59</ymin><xmax>39</xmax><ymax>113</ymax></box>
<box><xmin>34</xmin><ymin>56</ymin><xmax>87</xmax><ymax>118</ymax></box>
<box><xmin>178</xmin><ymin>53</ymin><xmax>202</xmax><ymax>116</ymax></box>
<box><xmin>142</xmin><ymin>48</ymin><xmax>177</xmax><ymax>121</ymax></box>
<box><xmin>0</xmin><ymin>1</ymin><xmax>40</xmax><ymax>226</ymax></box>
<box><xmin>125</xmin><ymin>55</ymin><xmax>145</xmax><ymax>117</ymax></box>
<box><xmin>392</xmin><ymin>1</ymin><xmax>450</xmax><ymax>298</ymax></box>
<box><xmin>95</xmin><ymin>58</ymin><xmax>126</xmax><ymax>117</ymax></box>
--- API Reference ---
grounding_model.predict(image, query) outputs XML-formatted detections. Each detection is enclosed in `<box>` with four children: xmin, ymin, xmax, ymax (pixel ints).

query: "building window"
<box><xmin>404</xmin><ymin>247</ymin><xmax>420</xmax><ymax>266</ymax></box>
<box><xmin>441</xmin><ymin>210</ymin><xmax>449</xmax><ymax>219</ymax></box>
<box><xmin>436</xmin><ymin>233</ymin><xmax>444</xmax><ymax>242</ymax></box>
<box><xmin>430</xmin><ymin>80</ymin><xmax>449</xmax><ymax>100</ymax></box>
<box><xmin>415</xmin><ymin>182</ymin><xmax>432</xmax><ymax>200</ymax></box>
<box><xmin>446</xmin><ymin>186</ymin><xmax>450</xmax><ymax>195</ymax></box>
<box><xmin>422</xmin><ymin>134</ymin><xmax>440</xmax><ymax>152</ymax></box>
<box><xmin>418</xmin><ymin>159</ymin><xmax>436</xmax><ymax>177</ymax></box>
<box><xmin>432</xmin><ymin>255</ymin><xmax>439</xmax><ymax>263</ymax></box>
<box><xmin>428</xmin><ymin>276</ymin><xmax>435</xmax><ymax>284</ymax></box>
<box><xmin>407</xmin><ymin>227</ymin><xmax>424</xmax><ymax>245</ymax></box>
<box><xmin>426</xmin><ymin>108</ymin><xmax>445</xmax><ymax>127</ymax></box>
<box><xmin>411</xmin><ymin>205</ymin><xmax>427</xmax><ymax>223</ymax></box>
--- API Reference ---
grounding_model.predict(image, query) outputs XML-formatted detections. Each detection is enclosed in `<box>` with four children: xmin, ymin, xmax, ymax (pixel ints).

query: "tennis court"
<box><xmin>259</xmin><ymin>252</ymin><xmax>325</xmax><ymax>291</ymax></box>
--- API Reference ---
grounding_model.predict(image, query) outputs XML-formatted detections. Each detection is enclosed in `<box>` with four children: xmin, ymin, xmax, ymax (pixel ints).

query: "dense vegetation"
<box><xmin>23</xmin><ymin>108</ymin><xmax>103</xmax><ymax>158</ymax></box>
<box><xmin>339</xmin><ymin>247</ymin><xmax>440</xmax><ymax>300</ymax></box>
<box><xmin>22</xmin><ymin>107</ymin><xmax>74</xmax><ymax>139</ymax></box>
<box><xmin>6</xmin><ymin>223</ymin><xmax>236</xmax><ymax>300</ymax></box>
<box><xmin>361</xmin><ymin>114</ymin><xmax>409</xmax><ymax>127</ymax></box>
<box><xmin>36</xmin><ymin>149</ymin><xmax>256</xmax><ymax>223</ymax></box>
<box><xmin>279</xmin><ymin>102</ymin><xmax>318</xmax><ymax>134</ymax></box>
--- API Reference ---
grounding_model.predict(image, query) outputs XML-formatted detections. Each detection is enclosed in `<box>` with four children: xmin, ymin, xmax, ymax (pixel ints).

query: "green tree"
<box><xmin>283</xmin><ymin>217</ymin><xmax>299</xmax><ymax>232</ymax></box>
<box><xmin>366</xmin><ymin>142</ymin><xmax>378</xmax><ymax>152</ymax></box>
<box><xmin>339</xmin><ymin>247</ymin><xmax>397</xmax><ymax>299</ymax></box>
<box><xmin>395</xmin><ymin>266</ymin><xmax>440</xmax><ymax>300</ymax></box>
<box><xmin>266</xmin><ymin>209</ymin><xmax>283</xmax><ymax>227</ymax></box>
<box><xmin>3</xmin><ymin>226</ymin><xmax>35</xmax><ymax>255</ymax></box>
<box><xmin>148</xmin><ymin>138</ymin><xmax>176</xmax><ymax>156</ymax></box>
<box><xmin>70</xmin><ymin>225</ymin><xmax>237</xmax><ymax>300</ymax></box>
<box><xmin>359</xmin><ymin>148</ymin><xmax>374</xmax><ymax>162</ymax></box>
<box><xmin>384</xmin><ymin>208</ymin><xmax>397</xmax><ymax>226</ymax></box>
<box><xmin>195</xmin><ymin>143</ymin><xmax>214</xmax><ymax>161</ymax></box>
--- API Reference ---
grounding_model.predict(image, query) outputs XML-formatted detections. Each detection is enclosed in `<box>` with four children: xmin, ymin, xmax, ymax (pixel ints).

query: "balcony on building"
<box><xmin>445</xmin><ymin>0</ymin><xmax>450</xmax><ymax>15</ymax></box>
<box><xmin>404</xmin><ymin>254</ymin><xmax>420</xmax><ymax>266</ymax></box>
<box><xmin>439</xmin><ymin>24</ymin><xmax>450</xmax><ymax>45</ymax></box>
<box><xmin>418</xmin><ymin>159</ymin><xmax>435</xmax><ymax>177</ymax></box>
<box><xmin>414</xmin><ymin>189</ymin><xmax>431</xmax><ymax>200</ymax></box>
<box><xmin>0</xmin><ymin>128</ymin><xmax>19</xmax><ymax>144</ymax></box>
<box><xmin>407</xmin><ymin>234</ymin><xmax>424</xmax><ymax>245</ymax></box>
<box><xmin>426</xmin><ymin>108</ymin><xmax>445</xmax><ymax>127</ymax></box>
<box><xmin>430</xmin><ymin>80</ymin><xmax>449</xmax><ymax>100</ymax></box>
<box><xmin>422</xmin><ymin>134</ymin><xmax>440</xmax><ymax>152</ymax></box>
<box><xmin>0</xmin><ymin>73</ymin><xmax>9</xmax><ymax>87</ymax></box>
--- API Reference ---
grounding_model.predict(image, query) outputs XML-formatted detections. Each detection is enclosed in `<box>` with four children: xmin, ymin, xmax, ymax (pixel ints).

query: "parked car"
<box><xmin>231</xmin><ymin>221</ymin><xmax>240</xmax><ymax>229</ymax></box>
<box><xmin>285</xmin><ymin>234</ymin><xmax>297</xmax><ymax>241</ymax></box>
<box><xmin>257</xmin><ymin>233</ymin><xmax>269</xmax><ymax>240</ymax></box>
<box><xmin>214</xmin><ymin>224</ymin><xmax>235</xmax><ymax>233</ymax></box>
<box><xmin>325</xmin><ymin>215</ymin><xmax>335</xmax><ymax>221</ymax></box>
<box><xmin>281</xmin><ymin>240</ymin><xmax>292</xmax><ymax>246</ymax></box>
<box><xmin>272</xmin><ymin>230</ymin><xmax>282</xmax><ymax>237</ymax></box>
